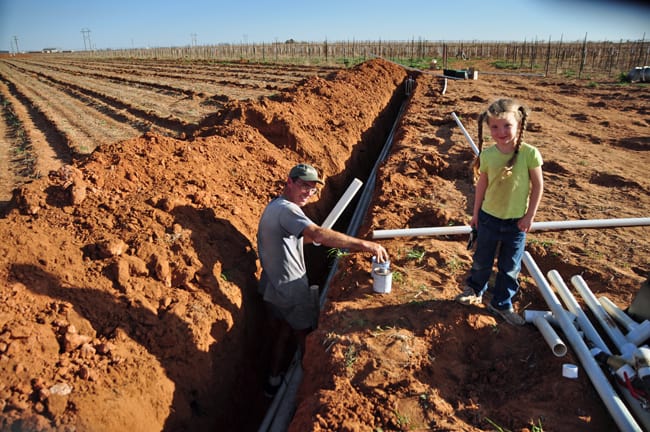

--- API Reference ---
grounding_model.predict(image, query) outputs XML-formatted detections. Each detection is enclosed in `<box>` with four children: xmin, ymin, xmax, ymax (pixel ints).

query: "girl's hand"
<box><xmin>518</xmin><ymin>214</ymin><xmax>534</xmax><ymax>232</ymax></box>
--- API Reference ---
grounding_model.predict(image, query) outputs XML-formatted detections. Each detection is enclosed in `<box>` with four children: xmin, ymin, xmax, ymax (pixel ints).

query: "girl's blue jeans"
<box><xmin>465</xmin><ymin>209</ymin><xmax>526</xmax><ymax>310</ymax></box>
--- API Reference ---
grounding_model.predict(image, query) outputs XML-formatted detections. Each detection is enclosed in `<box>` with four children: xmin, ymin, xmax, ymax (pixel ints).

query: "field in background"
<box><xmin>2</xmin><ymin>38</ymin><xmax>648</xmax><ymax>207</ymax></box>
<box><xmin>0</xmin><ymin>57</ymin><xmax>338</xmax><ymax>205</ymax></box>
<box><xmin>22</xmin><ymin>38</ymin><xmax>650</xmax><ymax>79</ymax></box>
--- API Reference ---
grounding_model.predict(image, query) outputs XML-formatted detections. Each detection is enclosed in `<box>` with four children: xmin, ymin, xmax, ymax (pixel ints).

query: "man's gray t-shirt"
<box><xmin>257</xmin><ymin>196</ymin><xmax>314</xmax><ymax>308</ymax></box>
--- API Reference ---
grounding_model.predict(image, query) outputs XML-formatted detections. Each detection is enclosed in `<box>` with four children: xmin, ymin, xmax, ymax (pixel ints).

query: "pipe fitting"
<box><xmin>627</xmin><ymin>321</ymin><xmax>650</xmax><ymax>347</ymax></box>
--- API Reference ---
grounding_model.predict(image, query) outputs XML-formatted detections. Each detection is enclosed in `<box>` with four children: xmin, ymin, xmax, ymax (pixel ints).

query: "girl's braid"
<box><xmin>505</xmin><ymin>105</ymin><xmax>528</xmax><ymax>170</ymax></box>
<box><xmin>471</xmin><ymin>111</ymin><xmax>487</xmax><ymax>180</ymax></box>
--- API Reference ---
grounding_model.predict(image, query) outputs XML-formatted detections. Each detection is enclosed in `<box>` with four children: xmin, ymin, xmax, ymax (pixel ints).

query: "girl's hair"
<box><xmin>471</xmin><ymin>98</ymin><xmax>529</xmax><ymax>180</ymax></box>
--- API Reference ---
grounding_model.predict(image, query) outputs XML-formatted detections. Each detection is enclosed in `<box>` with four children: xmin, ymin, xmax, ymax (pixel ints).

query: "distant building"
<box><xmin>41</xmin><ymin>48</ymin><xmax>60</xmax><ymax>53</ymax></box>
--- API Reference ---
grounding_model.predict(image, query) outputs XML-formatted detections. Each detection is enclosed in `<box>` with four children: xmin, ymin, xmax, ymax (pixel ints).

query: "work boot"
<box><xmin>486</xmin><ymin>302</ymin><xmax>526</xmax><ymax>326</ymax></box>
<box><xmin>263</xmin><ymin>374</ymin><xmax>283</xmax><ymax>398</ymax></box>
<box><xmin>455</xmin><ymin>286</ymin><xmax>482</xmax><ymax>306</ymax></box>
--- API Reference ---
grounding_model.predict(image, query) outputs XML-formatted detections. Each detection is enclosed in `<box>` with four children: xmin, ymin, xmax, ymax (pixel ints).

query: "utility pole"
<box><xmin>81</xmin><ymin>28</ymin><xmax>92</xmax><ymax>51</ymax></box>
<box><xmin>191</xmin><ymin>33</ymin><xmax>197</xmax><ymax>47</ymax></box>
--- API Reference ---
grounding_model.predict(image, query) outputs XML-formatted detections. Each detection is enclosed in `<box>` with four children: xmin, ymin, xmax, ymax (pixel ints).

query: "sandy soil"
<box><xmin>0</xmin><ymin>57</ymin><xmax>648</xmax><ymax>431</ymax></box>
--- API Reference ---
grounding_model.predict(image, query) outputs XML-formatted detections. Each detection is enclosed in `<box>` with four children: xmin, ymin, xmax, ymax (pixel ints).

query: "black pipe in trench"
<box><xmin>259</xmin><ymin>76</ymin><xmax>415</xmax><ymax>432</ymax></box>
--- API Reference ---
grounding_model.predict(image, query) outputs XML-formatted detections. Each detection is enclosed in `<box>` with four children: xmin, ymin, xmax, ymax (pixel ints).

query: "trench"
<box><xmin>242</xmin><ymin>76</ymin><xmax>414</xmax><ymax>432</ymax></box>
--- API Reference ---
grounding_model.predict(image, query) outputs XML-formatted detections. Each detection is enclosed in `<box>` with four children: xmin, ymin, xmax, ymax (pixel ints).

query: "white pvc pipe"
<box><xmin>600</xmin><ymin>296</ymin><xmax>650</xmax><ymax>347</ymax></box>
<box><xmin>313</xmin><ymin>178</ymin><xmax>363</xmax><ymax>246</ymax></box>
<box><xmin>547</xmin><ymin>270</ymin><xmax>611</xmax><ymax>355</ymax></box>
<box><xmin>522</xmin><ymin>252</ymin><xmax>642</xmax><ymax>432</ymax></box>
<box><xmin>533</xmin><ymin>315</ymin><xmax>568</xmax><ymax>357</ymax></box>
<box><xmin>372</xmin><ymin>217</ymin><xmax>650</xmax><ymax>239</ymax></box>
<box><xmin>628</xmin><ymin>322</ymin><xmax>650</xmax><ymax>347</ymax></box>
<box><xmin>451</xmin><ymin>112</ymin><xmax>480</xmax><ymax>156</ymax></box>
<box><xmin>530</xmin><ymin>217</ymin><xmax>650</xmax><ymax>231</ymax></box>
<box><xmin>321</xmin><ymin>178</ymin><xmax>363</xmax><ymax>229</ymax></box>
<box><xmin>599</xmin><ymin>296</ymin><xmax>639</xmax><ymax>331</ymax></box>
<box><xmin>524</xmin><ymin>309</ymin><xmax>555</xmax><ymax>324</ymax></box>
<box><xmin>572</xmin><ymin>275</ymin><xmax>634</xmax><ymax>354</ymax></box>
<box><xmin>373</xmin><ymin>225</ymin><xmax>472</xmax><ymax>239</ymax></box>
<box><xmin>523</xmin><ymin>309</ymin><xmax>577</xmax><ymax>328</ymax></box>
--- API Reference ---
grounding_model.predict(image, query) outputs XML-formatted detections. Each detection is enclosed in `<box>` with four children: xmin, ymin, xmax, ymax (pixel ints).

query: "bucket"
<box><xmin>372</xmin><ymin>268</ymin><xmax>393</xmax><ymax>294</ymax></box>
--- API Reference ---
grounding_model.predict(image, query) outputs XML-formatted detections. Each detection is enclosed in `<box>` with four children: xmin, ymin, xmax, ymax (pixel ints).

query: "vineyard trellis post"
<box><xmin>555</xmin><ymin>35</ymin><xmax>563</xmax><ymax>75</ymax></box>
<box><xmin>579</xmin><ymin>33</ymin><xmax>587</xmax><ymax>79</ymax></box>
<box><xmin>544</xmin><ymin>36</ymin><xmax>551</xmax><ymax>76</ymax></box>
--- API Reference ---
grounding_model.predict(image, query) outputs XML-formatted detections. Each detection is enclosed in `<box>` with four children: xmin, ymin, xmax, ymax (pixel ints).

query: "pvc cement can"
<box><xmin>371</xmin><ymin>256</ymin><xmax>390</xmax><ymax>273</ymax></box>
<box><xmin>372</xmin><ymin>268</ymin><xmax>392</xmax><ymax>294</ymax></box>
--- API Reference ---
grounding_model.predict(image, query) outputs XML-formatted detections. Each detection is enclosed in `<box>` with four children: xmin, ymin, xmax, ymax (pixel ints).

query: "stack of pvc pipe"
<box><xmin>522</xmin><ymin>252</ymin><xmax>649</xmax><ymax>432</ymax></box>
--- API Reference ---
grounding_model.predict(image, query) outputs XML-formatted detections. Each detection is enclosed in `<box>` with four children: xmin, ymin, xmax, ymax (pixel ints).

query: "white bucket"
<box><xmin>371</xmin><ymin>256</ymin><xmax>390</xmax><ymax>273</ymax></box>
<box><xmin>372</xmin><ymin>268</ymin><xmax>392</xmax><ymax>294</ymax></box>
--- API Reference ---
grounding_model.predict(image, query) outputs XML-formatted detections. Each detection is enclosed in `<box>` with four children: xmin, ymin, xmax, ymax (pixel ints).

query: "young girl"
<box><xmin>455</xmin><ymin>98</ymin><xmax>544</xmax><ymax>326</ymax></box>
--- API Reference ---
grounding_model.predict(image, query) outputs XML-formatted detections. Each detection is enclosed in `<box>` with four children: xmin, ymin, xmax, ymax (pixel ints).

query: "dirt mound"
<box><xmin>0</xmin><ymin>58</ymin><xmax>406</xmax><ymax>431</ymax></box>
<box><xmin>1</xmin><ymin>57</ymin><xmax>649</xmax><ymax>432</ymax></box>
<box><xmin>292</xmin><ymin>67</ymin><xmax>650</xmax><ymax>431</ymax></box>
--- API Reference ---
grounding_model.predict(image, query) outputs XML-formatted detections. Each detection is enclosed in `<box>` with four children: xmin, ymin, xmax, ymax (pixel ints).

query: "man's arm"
<box><xmin>302</xmin><ymin>224</ymin><xmax>389</xmax><ymax>262</ymax></box>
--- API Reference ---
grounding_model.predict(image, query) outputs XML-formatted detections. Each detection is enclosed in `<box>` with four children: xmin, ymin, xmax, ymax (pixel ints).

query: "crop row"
<box><xmin>0</xmin><ymin>56</ymin><xmax>337</xmax><ymax>200</ymax></box>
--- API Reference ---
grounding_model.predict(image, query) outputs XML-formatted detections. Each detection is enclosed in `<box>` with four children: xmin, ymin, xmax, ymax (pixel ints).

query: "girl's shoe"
<box><xmin>455</xmin><ymin>286</ymin><xmax>482</xmax><ymax>306</ymax></box>
<box><xmin>486</xmin><ymin>303</ymin><xmax>525</xmax><ymax>326</ymax></box>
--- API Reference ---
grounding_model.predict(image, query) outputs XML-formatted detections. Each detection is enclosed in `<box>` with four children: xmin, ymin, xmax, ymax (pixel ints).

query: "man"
<box><xmin>257</xmin><ymin>163</ymin><xmax>388</xmax><ymax>397</ymax></box>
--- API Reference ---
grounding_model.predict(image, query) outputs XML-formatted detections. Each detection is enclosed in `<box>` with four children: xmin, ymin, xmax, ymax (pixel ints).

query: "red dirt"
<box><xmin>0</xmin><ymin>57</ymin><xmax>649</xmax><ymax>431</ymax></box>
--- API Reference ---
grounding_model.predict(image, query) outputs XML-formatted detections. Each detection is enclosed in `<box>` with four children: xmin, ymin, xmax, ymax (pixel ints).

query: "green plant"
<box><xmin>563</xmin><ymin>69</ymin><xmax>576</xmax><ymax>78</ymax></box>
<box><xmin>327</xmin><ymin>248</ymin><xmax>349</xmax><ymax>259</ymax></box>
<box><xmin>530</xmin><ymin>418</ymin><xmax>545</xmax><ymax>432</ymax></box>
<box><xmin>392</xmin><ymin>271</ymin><xmax>404</xmax><ymax>284</ymax></box>
<box><xmin>406</xmin><ymin>247</ymin><xmax>425</xmax><ymax>263</ymax></box>
<box><xmin>484</xmin><ymin>417</ymin><xmax>511</xmax><ymax>432</ymax></box>
<box><xmin>527</xmin><ymin>238</ymin><xmax>554</xmax><ymax>248</ymax></box>
<box><xmin>394</xmin><ymin>410</ymin><xmax>410</xmax><ymax>428</ymax></box>
<box><xmin>491</xmin><ymin>60</ymin><xmax>519</xmax><ymax>70</ymax></box>
<box><xmin>344</xmin><ymin>344</ymin><xmax>357</xmax><ymax>368</ymax></box>
<box><xmin>446</xmin><ymin>257</ymin><xmax>463</xmax><ymax>273</ymax></box>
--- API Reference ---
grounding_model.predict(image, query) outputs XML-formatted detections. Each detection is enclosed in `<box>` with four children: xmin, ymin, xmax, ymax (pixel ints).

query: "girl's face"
<box><xmin>488</xmin><ymin>112</ymin><xmax>519</xmax><ymax>148</ymax></box>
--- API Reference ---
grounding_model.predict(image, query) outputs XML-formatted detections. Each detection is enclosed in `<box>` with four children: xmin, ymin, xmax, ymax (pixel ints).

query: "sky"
<box><xmin>1</xmin><ymin>0</ymin><xmax>649</xmax><ymax>53</ymax></box>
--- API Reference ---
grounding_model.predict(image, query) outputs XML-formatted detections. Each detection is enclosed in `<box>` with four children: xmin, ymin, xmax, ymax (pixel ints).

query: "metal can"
<box><xmin>371</xmin><ymin>256</ymin><xmax>390</xmax><ymax>273</ymax></box>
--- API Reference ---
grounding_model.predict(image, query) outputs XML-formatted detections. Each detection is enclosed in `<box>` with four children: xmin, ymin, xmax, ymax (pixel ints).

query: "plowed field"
<box><xmin>0</xmin><ymin>56</ymin><xmax>648</xmax><ymax>432</ymax></box>
<box><xmin>0</xmin><ymin>57</ymin><xmax>338</xmax><ymax>206</ymax></box>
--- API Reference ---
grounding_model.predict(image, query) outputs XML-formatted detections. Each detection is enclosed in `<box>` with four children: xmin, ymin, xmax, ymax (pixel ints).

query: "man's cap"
<box><xmin>289</xmin><ymin>163</ymin><xmax>324</xmax><ymax>184</ymax></box>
